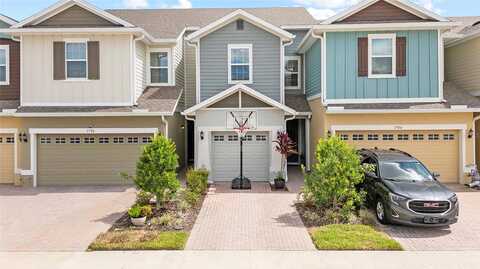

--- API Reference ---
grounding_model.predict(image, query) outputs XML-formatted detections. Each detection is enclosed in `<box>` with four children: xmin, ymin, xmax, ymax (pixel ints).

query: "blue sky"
<box><xmin>0</xmin><ymin>0</ymin><xmax>478</xmax><ymax>21</ymax></box>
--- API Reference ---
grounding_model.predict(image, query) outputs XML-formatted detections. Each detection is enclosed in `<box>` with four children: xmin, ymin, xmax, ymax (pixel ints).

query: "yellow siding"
<box><xmin>445</xmin><ymin>37</ymin><xmax>480</xmax><ymax>94</ymax></box>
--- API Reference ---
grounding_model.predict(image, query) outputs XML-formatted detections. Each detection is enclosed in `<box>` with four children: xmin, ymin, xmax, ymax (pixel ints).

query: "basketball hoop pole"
<box><xmin>230</xmin><ymin>111</ymin><xmax>252</xmax><ymax>190</ymax></box>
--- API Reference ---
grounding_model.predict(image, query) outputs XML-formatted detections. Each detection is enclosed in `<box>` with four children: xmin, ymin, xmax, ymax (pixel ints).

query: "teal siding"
<box><xmin>305</xmin><ymin>40</ymin><xmax>321</xmax><ymax>97</ymax></box>
<box><xmin>326</xmin><ymin>30</ymin><xmax>439</xmax><ymax>100</ymax></box>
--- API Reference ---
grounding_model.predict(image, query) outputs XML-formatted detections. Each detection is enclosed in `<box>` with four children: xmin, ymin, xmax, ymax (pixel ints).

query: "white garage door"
<box><xmin>211</xmin><ymin>131</ymin><xmax>270</xmax><ymax>181</ymax></box>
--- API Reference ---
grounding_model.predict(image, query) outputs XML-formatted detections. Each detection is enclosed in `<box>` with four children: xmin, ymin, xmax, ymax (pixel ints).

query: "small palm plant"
<box><xmin>273</xmin><ymin>131</ymin><xmax>297</xmax><ymax>189</ymax></box>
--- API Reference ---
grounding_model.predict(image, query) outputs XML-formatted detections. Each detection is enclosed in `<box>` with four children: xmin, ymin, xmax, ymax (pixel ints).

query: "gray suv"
<box><xmin>359</xmin><ymin>148</ymin><xmax>459</xmax><ymax>227</ymax></box>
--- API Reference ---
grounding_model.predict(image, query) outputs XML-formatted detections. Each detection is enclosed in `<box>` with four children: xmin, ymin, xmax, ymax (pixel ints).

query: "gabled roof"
<box><xmin>12</xmin><ymin>0</ymin><xmax>134</xmax><ymax>28</ymax></box>
<box><xmin>183</xmin><ymin>84</ymin><xmax>296</xmax><ymax>115</ymax></box>
<box><xmin>445</xmin><ymin>16</ymin><xmax>480</xmax><ymax>46</ymax></box>
<box><xmin>108</xmin><ymin>7</ymin><xmax>316</xmax><ymax>39</ymax></box>
<box><xmin>0</xmin><ymin>14</ymin><xmax>17</xmax><ymax>26</ymax></box>
<box><xmin>321</xmin><ymin>0</ymin><xmax>448</xmax><ymax>25</ymax></box>
<box><xmin>185</xmin><ymin>9</ymin><xmax>295</xmax><ymax>42</ymax></box>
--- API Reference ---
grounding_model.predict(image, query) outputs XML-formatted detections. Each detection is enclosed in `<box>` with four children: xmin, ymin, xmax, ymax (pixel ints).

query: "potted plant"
<box><xmin>128</xmin><ymin>205</ymin><xmax>152</xmax><ymax>227</ymax></box>
<box><xmin>273</xmin><ymin>131</ymin><xmax>297</xmax><ymax>190</ymax></box>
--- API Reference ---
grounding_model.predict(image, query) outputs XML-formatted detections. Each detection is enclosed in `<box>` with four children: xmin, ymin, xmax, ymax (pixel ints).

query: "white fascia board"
<box><xmin>29</xmin><ymin>127</ymin><xmax>159</xmax><ymax>134</ymax></box>
<box><xmin>281</xmin><ymin>25</ymin><xmax>316</xmax><ymax>30</ymax></box>
<box><xmin>2</xmin><ymin>27</ymin><xmax>145</xmax><ymax>34</ymax></box>
<box><xmin>183</xmin><ymin>84</ymin><xmax>296</xmax><ymax>115</ymax></box>
<box><xmin>313</xmin><ymin>21</ymin><xmax>460</xmax><ymax>32</ymax></box>
<box><xmin>321</xmin><ymin>0</ymin><xmax>448</xmax><ymax>25</ymax></box>
<box><xmin>326</xmin><ymin>108</ymin><xmax>480</xmax><ymax>114</ymax></box>
<box><xmin>14</xmin><ymin>112</ymin><xmax>174</xmax><ymax>117</ymax></box>
<box><xmin>12</xmin><ymin>0</ymin><xmax>134</xmax><ymax>28</ymax></box>
<box><xmin>0</xmin><ymin>14</ymin><xmax>17</xmax><ymax>26</ymax></box>
<box><xmin>445</xmin><ymin>32</ymin><xmax>480</xmax><ymax>48</ymax></box>
<box><xmin>186</xmin><ymin>9</ymin><xmax>294</xmax><ymax>42</ymax></box>
<box><xmin>324</xmin><ymin>97</ymin><xmax>443</xmax><ymax>105</ymax></box>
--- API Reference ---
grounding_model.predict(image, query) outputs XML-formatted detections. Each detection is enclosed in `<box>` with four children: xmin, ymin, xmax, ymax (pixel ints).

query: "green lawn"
<box><xmin>88</xmin><ymin>230</ymin><xmax>188</xmax><ymax>251</ymax></box>
<box><xmin>310</xmin><ymin>224</ymin><xmax>403</xmax><ymax>250</ymax></box>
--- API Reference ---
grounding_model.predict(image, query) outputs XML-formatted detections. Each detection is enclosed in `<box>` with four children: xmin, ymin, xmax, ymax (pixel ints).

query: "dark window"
<box><xmin>236</xmin><ymin>20</ymin><xmax>244</xmax><ymax>30</ymax></box>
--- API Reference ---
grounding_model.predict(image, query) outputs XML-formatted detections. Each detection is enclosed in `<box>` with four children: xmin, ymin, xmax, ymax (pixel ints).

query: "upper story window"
<box><xmin>65</xmin><ymin>41</ymin><xmax>88</xmax><ymax>80</ymax></box>
<box><xmin>285</xmin><ymin>56</ymin><xmax>301</xmax><ymax>89</ymax></box>
<box><xmin>368</xmin><ymin>34</ymin><xmax>396</xmax><ymax>79</ymax></box>
<box><xmin>228</xmin><ymin>44</ymin><xmax>252</xmax><ymax>84</ymax></box>
<box><xmin>149</xmin><ymin>48</ymin><xmax>171</xmax><ymax>85</ymax></box>
<box><xmin>0</xmin><ymin>45</ymin><xmax>9</xmax><ymax>85</ymax></box>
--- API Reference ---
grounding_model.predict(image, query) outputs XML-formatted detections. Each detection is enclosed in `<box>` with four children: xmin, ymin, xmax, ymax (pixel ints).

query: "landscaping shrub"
<box><xmin>136</xmin><ymin>191</ymin><xmax>154</xmax><ymax>206</ymax></box>
<box><xmin>128</xmin><ymin>205</ymin><xmax>142</xmax><ymax>218</ymax></box>
<box><xmin>186</xmin><ymin>168</ymin><xmax>209</xmax><ymax>194</ymax></box>
<box><xmin>124</xmin><ymin>134</ymin><xmax>180</xmax><ymax>208</ymax></box>
<box><xmin>141</xmin><ymin>205</ymin><xmax>153</xmax><ymax>218</ymax></box>
<box><xmin>184</xmin><ymin>190</ymin><xmax>200</xmax><ymax>206</ymax></box>
<box><xmin>303</xmin><ymin>136</ymin><xmax>365</xmax><ymax>223</ymax></box>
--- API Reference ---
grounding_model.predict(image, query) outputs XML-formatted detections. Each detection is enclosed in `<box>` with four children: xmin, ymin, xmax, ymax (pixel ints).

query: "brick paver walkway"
<box><xmin>383</xmin><ymin>188</ymin><xmax>480</xmax><ymax>251</ymax></box>
<box><xmin>186</xmin><ymin>182</ymin><xmax>315</xmax><ymax>250</ymax></box>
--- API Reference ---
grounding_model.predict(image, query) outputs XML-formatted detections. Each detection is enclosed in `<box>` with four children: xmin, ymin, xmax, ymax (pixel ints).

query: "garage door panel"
<box><xmin>212</xmin><ymin>132</ymin><xmax>270</xmax><ymax>181</ymax></box>
<box><xmin>0</xmin><ymin>135</ymin><xmax>15</xmax><ymax>184</ymax></box>
<box><xmin>38</xmin><ymin>134</ymin><xmax>151</xmax><ymax>186</ymax></box>
<box><xmin>338</xmin><ymin>130</ymin><xmax>459</xmax><ymax>183</ymax></box>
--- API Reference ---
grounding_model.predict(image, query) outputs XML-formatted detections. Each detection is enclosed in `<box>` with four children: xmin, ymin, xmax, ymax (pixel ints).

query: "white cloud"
<box><xmin>294</xmin><ymin>0</ymin><xmax>360</xmax><ymax>9</ymax></box>
<box><xmin>123</xmin><ymin>0</ymin><xmax>149</xmax><ymax>9</ymax></box>
<box><xmin>414</xmin><ymin>0</ymin><xmax>443</xmax><ymax>14</ymax></box>
<box><xmin>161</xmin><ymin>0</ymin><xmax>192</xmax><ymax>9</ymax></box>
<box><xmin>307</xmin><ymin>8</ymin><xmax>337</xmax><ymax>20</ymax></box>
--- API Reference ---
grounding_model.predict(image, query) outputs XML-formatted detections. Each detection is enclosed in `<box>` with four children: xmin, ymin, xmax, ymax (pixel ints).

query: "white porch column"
<box><xmin>30</xmin><ymin>133</ymin><xmax>37</xmax><ymax>187</ymax></box>
<box><xmin>306</xmin><ymin>117</ymin><xmax>311</xmax><ymax>171</ymax></box>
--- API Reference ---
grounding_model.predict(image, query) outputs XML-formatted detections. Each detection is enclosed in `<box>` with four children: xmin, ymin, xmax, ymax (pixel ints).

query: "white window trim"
<box><xmin>0</xmin><ymin>45</ymin><xmax>10</xmax><ymax>85</ymax></box>
<box><xmin>147</xmin><ymin>47</ymin><xmax>173</xmax><ymax>86</ymax></box>
<box><xmin>65</xmin><ymin>40</ymin><xmax>88</xmax><ymax>81</ymax></box>
<box><xmin>285</xmin><ymin>55</ymin><xmax>301</xmax><ymax>90</ymax></box>
<box><xmin>368</xmin><ymin>33</ymin><xmax>396</xmax><ymax>79</ymax></box>
<box><xmin>228</xmin><ymin>44</ymin><xmax>253</xmax><ymax>84</ymax></box>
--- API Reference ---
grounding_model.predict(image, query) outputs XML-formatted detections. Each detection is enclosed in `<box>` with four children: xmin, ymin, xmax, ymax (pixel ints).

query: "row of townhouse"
<box><xmin>0</xmin><ymin>0</ymin><xmax>479</xmax><ymax>187</ymax></box>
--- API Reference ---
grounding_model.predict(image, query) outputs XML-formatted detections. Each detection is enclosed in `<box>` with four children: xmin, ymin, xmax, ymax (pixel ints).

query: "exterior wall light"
<box><xmin>200</xmin><ymin>131</ymin><xmax>204</xmax><ymax>140</ymax></box>
<box><xmin>468</xmin><ymin>129</ymin><xmax>474</xmax><ymax>139</ymax></box>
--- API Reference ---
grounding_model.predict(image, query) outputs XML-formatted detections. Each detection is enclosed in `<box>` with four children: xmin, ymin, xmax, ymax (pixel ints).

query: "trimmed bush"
<box><xmin>303</xmin><ymin>136</ymin><xmax>365</xmax><ymax>223</ymax></box>
<box><xmin>135</xmin><ymin>191</ymin><xmax>154</xmax><ymax>206</ymax></box>
<box><xmin>186</xmin><ymin>168</ymin><xmax>209</xmax><ymax>194</ymax></box>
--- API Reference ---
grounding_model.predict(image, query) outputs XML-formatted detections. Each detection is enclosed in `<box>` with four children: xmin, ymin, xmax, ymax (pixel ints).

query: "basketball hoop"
<box><xmin>233</xmin><ymin>126</ymin><xmax>250</xmax><ymax>139</ymax></box>
<box><xmin>229</xmin><ymin>111</ymin><xmax>254</xmax><ymax>190</ymax></box>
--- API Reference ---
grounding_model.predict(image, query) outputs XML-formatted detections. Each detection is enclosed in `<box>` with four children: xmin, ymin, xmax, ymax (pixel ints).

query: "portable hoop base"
<box><xmin>231</xmin><ymin>176</ymin><xmax>251</xmax><ymax>190</ymax></box>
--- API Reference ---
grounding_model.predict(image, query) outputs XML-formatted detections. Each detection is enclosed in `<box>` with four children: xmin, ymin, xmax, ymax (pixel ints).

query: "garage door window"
<box><xmin>70</xmin><ymin>137</ymin><xmax>80</xmax><ymax>144</ymax></box>
<box><xmin>127</xmin><ymin>137</ymin><xmax>139</xmax><ymax>144</ymax></box>
<box><xmin>428</xmin><ymin>134</ymin><xmax>440</xmax><ymax>140</ymax></box>
<box><xmin>413</xmin><ymin>134</ymin><xmax>424</xmax><ymax>140</ymax></box>
<box><xmin>40</xmin><ymin>137</ymin><xmax>51</xmax><ymax>144</ymax></box>
<box><xmin>382</xmin><ymin>134</ymin><xmax>394</xmax><ymax>141</ymax></box>
<box><xmin>245</xmin><ymin>135</ymin><xmax>253</xmax><ymax>141</ymax></box>
<box><xmin>228</xmin><ymin>135</ymin><xmax>239</xmax><ymax>141</ymax></box>
<box><xmin>256</xmin><ymin>135</ymin><xmax>267</xmax><ymax>141</ymax></box>
<box><xmin>213</xmin><ymin>135</ymin><xmax>224</xmax><ymax>142</ymax></box>
<box><xmin>6</xmin><ymin>137</ymin><xmax>14</xmax><ymax>144</ymax></box>
<box><xmin>55</xmin><ymin>137</ymin><xmax>66</xmax><ymax>144</ymax></box>
<box><xmin>352</xmin><ymin>134</ymin><xmax>364</xmax><ymax>141</ymax></box>
<box><xmin>84</xmin><ymin>137</ymin><xmax>95</xmax><ymax>144</ymax></box>
<box><xmin>142</xmin><ymin>137</ymin><xmax>153</xmax><ymax>144</ymax></box>
<box><xmin>99</xmin><ymin>137</ymin><xmax>110</xmax><ymax>144</ymax></box>
<box><xmin>367</xmin><ymin>134</ymin><xmax>378</xmax><ymax>141</ymax></box>
<box><xmin>443</xmin><ymin>134</ymin><xmax>455</xmax><ymax>140</ymax></box>
<box><xmin>397</xmin><ymin>134</ymin><xmax>409</xmax><ymax>141</ymax></box>
<box><xmin>113</xmin><ymin>137</ymin><xmax>124</xmax><ymax>144</ymax></box>
<box><xmin>340</xmin><ymin>134</ymin><xmax>348</xmax><ymax>140</ymax></box>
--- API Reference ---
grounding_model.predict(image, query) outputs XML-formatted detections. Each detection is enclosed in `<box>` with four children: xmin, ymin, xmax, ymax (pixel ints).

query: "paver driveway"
<box><xmin>0</xmin><ymin>185</ymin><xmax>135</xmax><ymax>251</ymax></box>
<box><xmin>383</xmin><ymin>187</ymin><xmax>480</xmax><ymax>251</ymax></box>
<box><xmin>186</xmin><ymin>183</ymin><xmax>315</xmax><ymax>250</ymax></box>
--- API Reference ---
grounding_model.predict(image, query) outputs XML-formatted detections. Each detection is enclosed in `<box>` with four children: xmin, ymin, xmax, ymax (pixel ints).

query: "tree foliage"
<box><xmin>273</xmin><ymin>131</ymin><xmax>297</xmax><ymax>179</ymax></box>
<box><xmin>303</xmin><ymin>136</ymin><xmax>365</xmax><ymax>223</ymax></box>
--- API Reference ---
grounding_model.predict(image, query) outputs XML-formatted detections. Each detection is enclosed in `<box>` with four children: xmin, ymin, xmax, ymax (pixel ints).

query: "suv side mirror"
<box><xmin>432</xmin><ymin>172</ymin><xmax>440</xmax><ymax>178</ymax></box>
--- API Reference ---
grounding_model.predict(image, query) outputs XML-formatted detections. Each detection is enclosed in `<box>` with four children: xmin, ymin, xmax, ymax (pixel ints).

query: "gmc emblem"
<box><xmin>424</xmin><ymin>202</ymin><xmax>440</xmax><ymax>208</ymax></box>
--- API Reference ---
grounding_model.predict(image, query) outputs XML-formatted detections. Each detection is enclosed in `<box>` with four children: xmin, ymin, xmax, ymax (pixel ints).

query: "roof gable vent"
<box><xmin>236</xmin><ymin>19</ymin><xmax>244</xmax><ymax>30</ymax></box>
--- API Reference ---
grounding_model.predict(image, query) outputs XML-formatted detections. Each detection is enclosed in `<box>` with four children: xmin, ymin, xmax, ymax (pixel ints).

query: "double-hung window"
<box><xmin>285</xmin><ymin>56</ymin><xmax>301</xmax><ymax>89</ymax></box>
<box><xmin>0</xmin><ymin>45</ymin><xmax>9</xmax><ymax>85</ymax></box>
<box><xmin>368</xmin><ymin>34</ymin><xmax>396</xmax><ymax>78</ymax></box>
<box><xmin>228</xmin><ymin>44</ymin><xmax>252</xmax><ymax>84</ymax></box>
<box><xmin>65</xmin><ymin>41</ymin><xmax>88</xmax><ymax>80</ymax></box>
<box><xmin>149</xmin><ymin>48</ymin><xmax>171</xmax><ymax>85</ymax></box>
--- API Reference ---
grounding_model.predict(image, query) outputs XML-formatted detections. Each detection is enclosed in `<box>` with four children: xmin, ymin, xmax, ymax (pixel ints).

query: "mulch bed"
<box><xmin>110</xmin><ymin>195</ymin><xmax>205</xmax><ymax>233</ymax></box>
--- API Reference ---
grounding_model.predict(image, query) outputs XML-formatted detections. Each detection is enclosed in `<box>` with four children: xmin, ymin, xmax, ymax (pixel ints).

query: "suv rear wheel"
<box><xmin>376</xmin><ymin>199</ymin><xmax>390</xmax><ymax>224</ymax></box>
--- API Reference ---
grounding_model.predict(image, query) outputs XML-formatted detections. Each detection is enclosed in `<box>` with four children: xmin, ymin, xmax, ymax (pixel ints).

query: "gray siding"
<box><xmin>285</xmin><ymin>30</ymin><xmax>308</xmax><ymax>55</ymax></box>
<box><xmin>174</xmin><ymin>37</ymin><xmax>185</xmax><ymax>110</ymax></box>
<box><xmin>32</xmin><ymin>5</ymin><xmax>119</xmax><ymax>28</ymax></box>
<box><xmin>199</xmin><ymin>20</ymin><xmax>281</xmax><ymax>102</ymax></box>
<box><xmin>0</xmin><ymin>21</ymin><xmax>11</xmax><ymax>39</ymax></box>
<box><xmin>184</xmin><ymin>32</ymin><xmax>197</xmax><ymax>109</ymax></box>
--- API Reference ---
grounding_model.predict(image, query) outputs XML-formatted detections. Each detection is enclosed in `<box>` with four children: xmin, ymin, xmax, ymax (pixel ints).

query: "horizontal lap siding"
<box><xmin>200</xmin><ymin>21</ymin><xmax>281</xmax><ymax>102</ymax></box>
<box><xmin>326</xmin><ymin>30</ymin><xmax>439</xmax><ymax>100</ymax></box>
<box><xmin>134</xmin><ymin>41</ymin><xmax>146</xmax><ymax>101</ymax></box>
<box><xmin>445</xmin><ymin>37</ymin><xmax>480</xmax><ymax>94</ymax></box>
<box><xmin>285</xmin><ymin>30</ymin><xmax>308</xmax><ymax>95</ymax></box>
<box><xmin>0</xmin><ymin>38</ymin><xmax>20</xmax><ymax>100</ymax></box>
<box><xmin>305</xmin><ymin>40</ymin><xmax>321</xmax><ymax>98</ymax></box>
<box><xmin>184</xmin><ymin>32</ymin><xmax>197</xmax><ymax>109</ymax></box>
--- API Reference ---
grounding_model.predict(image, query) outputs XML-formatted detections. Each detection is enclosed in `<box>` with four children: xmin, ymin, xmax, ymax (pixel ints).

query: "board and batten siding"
<box><xmin>445</xmin><ymin>37</ymin><xmax>480</xmax><ymax>95</ymax></box>
<box><xmin>134</xmin><ymin>40</ymin><xmax>147</xmax><ymax>102</ymax></box>
<box><xmin>199</xmin><ymin>20</ymin><xmax>281</xmax><ymax>102</ymax></box>
<box><xmin>326</xmin><ymin>30</ymin><xmax>439</xmax><ymax>100</ymax></box>
<box><xmin>305</xmin><ymin>40</ymin><xmax>322</xmax><ymax>98</ymax></box>
<box><xmin>21</xmin><ymin>34</ymin><xmax>132</xmax><ymax>106</ymax></box>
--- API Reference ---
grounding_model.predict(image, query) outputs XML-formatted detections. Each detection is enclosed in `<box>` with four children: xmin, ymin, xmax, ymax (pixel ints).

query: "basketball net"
<box><xmin>231</xmin><ymin>111</ymin><xmax>253</xmax><ymax>139</ymax></box>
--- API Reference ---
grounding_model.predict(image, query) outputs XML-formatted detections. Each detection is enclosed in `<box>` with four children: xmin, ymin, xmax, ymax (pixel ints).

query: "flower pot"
<box><xmin>130</xmin><ymin>216</ymin><xmax>147</xmax><ymax>227</ymax></box>
<box><xmin>274</xmin><ymin>178</ymin><xmax>286</xmax><ymax>190</ymax></box>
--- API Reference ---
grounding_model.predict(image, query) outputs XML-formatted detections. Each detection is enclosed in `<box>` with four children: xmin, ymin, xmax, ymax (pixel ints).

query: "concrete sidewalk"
<box><xmin>1</xmin><ymin>251</ymin><xmax>480</xmax><ymax>269</ymax></box>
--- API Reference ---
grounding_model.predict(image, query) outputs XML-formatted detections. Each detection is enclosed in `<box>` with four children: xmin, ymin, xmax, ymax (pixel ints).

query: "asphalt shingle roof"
<box><xmin>107</xmin><ymin>7</ymin><xmax>317</xmax><ymax>39</ymax></box>
<box><xmin>447</xmin><ymin>16</ymin><xmax>480</xmax><ymax>37</ymax></box>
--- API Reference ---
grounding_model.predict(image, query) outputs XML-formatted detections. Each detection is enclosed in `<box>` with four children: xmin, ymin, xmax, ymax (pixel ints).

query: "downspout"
<box><xmin>473</xmin><ymin>114</ymin><xmax>480</xmax><ymax>165</ymax></box>
<box><xmin>281</xmin><ymin>39</ymin><xmax>294</xmax><ymax>104</ymax></box>
<box><xmin>311</xmin><ymin>30</ymin><xmax>325</xmax><ymax>104</ymax></box>
<box><xmin>161</xmin><ymin>115</ymin><xmax>169</xmax><ymax>139</ymax></box>
<box><xmin>132</xmin><ymin>35</ymin><xmax>145</xmax><ymax>105</ymax></box>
